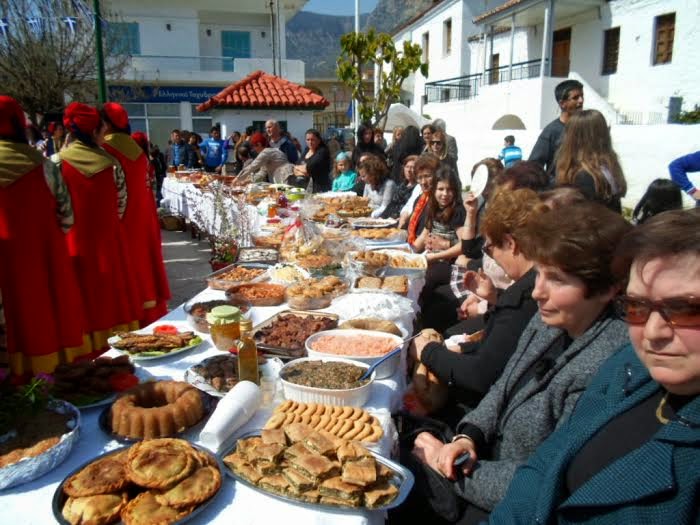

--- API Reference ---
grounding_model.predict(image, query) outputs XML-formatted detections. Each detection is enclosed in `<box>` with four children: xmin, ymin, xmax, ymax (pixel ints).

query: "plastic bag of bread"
<box><xmin>339</xmin><ymin>318</ymin><xmax>402</xmax><ymax>337</ymax></box>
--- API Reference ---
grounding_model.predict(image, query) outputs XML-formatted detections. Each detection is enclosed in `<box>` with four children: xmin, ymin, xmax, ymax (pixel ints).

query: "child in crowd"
<box><xmin>632</xmin><ymin>178</ymin><xmax>683</xmax><ymax>224</ymax></box>
<box><xmin>331</xmin><ymin>151</ymin><xmax>357</xmax><ymax>192</ymax></box>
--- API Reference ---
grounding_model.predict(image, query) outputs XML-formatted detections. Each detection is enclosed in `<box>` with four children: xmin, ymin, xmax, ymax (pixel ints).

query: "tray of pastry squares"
<box><xmin>52</xmin><ymin>438</ymin><xmax>223</xmax><ymax>525</ymax></box>
<box><xmin>220</xmin><ymin>423</ymin><xmax>413</xmax><ymax>512</ymax></box>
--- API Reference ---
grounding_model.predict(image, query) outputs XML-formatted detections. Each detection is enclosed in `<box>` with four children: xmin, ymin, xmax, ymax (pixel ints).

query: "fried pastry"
<box><xmin>282</xmin><ymin>467</ymin><xmax>315</xmax><ymax>494</ymax></box>
<box><xmin>303</xmin><ymin>432</ymin><xmax>335</xmax><ymax>457</ymax></box>
<box><xmin>126</xmin><ymin>439</ymin><xmax>196</xmax><ymax>489</ymax></box>
<box><xmin>253</xmin><ymin>443</ymin><xmax>285</xmax><ymax>464</ymax></box>
<box><xmin>223</xmin><ymin>452</ymin><xmax>262</xmax><ymax>484</ymax></box>
<box><xmin>283</xmin><ymin>441</ymin><xmax>313</xmax><ymax>460</ymax></box>
<box><xmin>261</xmin><ymin>428</ymin><xmax>287</xmax><ymax>446</ymax></box>
<box><xmin>62</xmin><ymin>492</ymin><xmax>128</xmax><ymax>525</ymax></box>
<box><xmin>64</xmin><ymin>455</ymin><xmax>129</xmax><ymax>497</ymax></box>
<box><xmin>297</xmin><ymin>488</ymin><xmax>321</xmax><ymax>503</ymax></box>
<box><xmin>288</xmin><ymin>453</ymin><xmax>339</xmax><ymax>483</ymax></box>
<box><xmin>236</xmin><ymin>436</ymin><xmax>263</xmax><ymax>461</ymax></box>
<box><xmin>258</xmin><ymin>473</ymin><xmax>291</xmax><ymax>496</ymax></box>
<box><xmin>319</xmin><ymin>476</ymin><xmax>363</xmax><ymax>506</ymax></box>
<box><xmin>336</xmin><ymin>442</ymin><xmax>373</xmax><ymax>464</ymax></box>
<box><xmin>154</xmin><ymin>466</ymin><xmax>222</xmax><ymax>509</ymax></box>
<box><xmin>341</xmin><ymin>457</ymin><xmax>377</xmax><ymax>487</ymax></box>
<box><xmin>363</xmin><ymin>481</ymin><xmax>399</xmax><ymax>509</ymax></box>
<box><xmin>253</xmin><ymin>459</ymin><xmax>279</xmax><ymax>476</ymax></box>
<box><xmin>284</xmin><ymin>422</ymin><xmax>313</xmax><ymax>443</ymax></box>
<box><xmin>120</xmin><ymin>491</ymin><xmax>192</xmax><ymax>525</ymax></box>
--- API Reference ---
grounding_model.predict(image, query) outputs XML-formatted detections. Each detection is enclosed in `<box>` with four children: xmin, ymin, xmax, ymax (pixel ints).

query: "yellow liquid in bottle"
<box><xmin>237</xmin><ymin>322</ymin><xmax>259</xmax><ymax>385</ymax></box>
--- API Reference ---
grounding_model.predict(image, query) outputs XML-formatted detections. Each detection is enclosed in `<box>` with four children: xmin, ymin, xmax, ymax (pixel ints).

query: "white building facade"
<box><xmin>393</xmin><ymin>0</ymin><xmax>700</xmax><ymax>206</ymax></box>
<box><xmin>103</xmin><ymin>0</ymin><xmax>307</xmax><ymax>147</ymax></box>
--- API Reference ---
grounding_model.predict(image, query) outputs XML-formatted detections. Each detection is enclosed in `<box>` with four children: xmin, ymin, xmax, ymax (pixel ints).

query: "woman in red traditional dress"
<box><xmin>60</xmin><ymin>102</ymin><xmax>142</xmax><ymax>350</ymax></box>
<box><xmin>101</xmin><ymin>103</ymin><xmax>170</xmax><ymax>325</ymax></box>
<box><xmin>0</xmin><ymin>96</ymin><xmax>89</xmax><ymax>377</ymax></box>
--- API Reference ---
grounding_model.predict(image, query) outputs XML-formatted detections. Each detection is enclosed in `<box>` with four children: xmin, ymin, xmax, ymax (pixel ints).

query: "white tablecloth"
<box><xmin>161</xmin><ymin>178</ymin><xmax>260</xmax><ymax>238</ymax></box>
<box><xmin>0</xmin><ymin>284</ymin><xmax>418</xmax><ymax>525</ymax></box>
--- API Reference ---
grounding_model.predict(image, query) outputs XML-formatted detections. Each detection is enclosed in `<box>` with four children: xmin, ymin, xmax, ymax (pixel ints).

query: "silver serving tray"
<box><xmin>205</xmin><ymin>262</ymin><xmax>271</xmax><ymax>291</ymax></box>
<box><xmin>220</xmin><ymin>430</ymin><xmax>414</xmax><ymax>513</ymax></box>
<box><xmin>252</xmin><ymin>310</ymin><xmax>339</xmax><ymax>359</ymax></box>
<box><xmin>52</xmin><ymin>442</ymin><xmax>223</xmax><ymax>524</ymax></box>
<box><xmin>0</xmin><ymin>400</ymin><xmax>80</xmax><ymax>491</ymax></box>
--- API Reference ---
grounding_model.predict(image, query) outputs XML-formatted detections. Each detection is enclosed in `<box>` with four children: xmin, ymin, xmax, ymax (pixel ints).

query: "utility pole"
<box><xmin>93</xmin><ymin>0</ymin><xmax>107</xmax><ymax>103</ymax></box>
<box><xmin>353</xmin><ymin>0</ymin><xmax>360</xmax><ymax>131</ymax></box>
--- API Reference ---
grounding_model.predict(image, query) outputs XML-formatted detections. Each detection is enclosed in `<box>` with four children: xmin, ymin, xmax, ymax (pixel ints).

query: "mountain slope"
<box><xmin>287</xmin><ymin>0</ymin><xmax>434</xmax><ymax>78</ymax></box>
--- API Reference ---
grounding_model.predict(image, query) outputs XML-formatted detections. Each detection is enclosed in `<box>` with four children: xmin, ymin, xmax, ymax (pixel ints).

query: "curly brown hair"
<box><xmin>358</xmin><ymin>155</ymin><xmax>389</xmax><ymax>190</ymax></box>
<box><xmin>480</xmin><ymin>188</ymin><xmax>550</xmax><ymax>246</ymax></box>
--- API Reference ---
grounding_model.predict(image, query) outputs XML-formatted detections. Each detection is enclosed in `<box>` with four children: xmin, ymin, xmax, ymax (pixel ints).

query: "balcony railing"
<box><xmin>424</xmin><ymin>59</ymin><xmax>547</xmax><ymax>103</ymax></box>
<box><xmin>484</xmin><ymin>59</ymin><xmax>544</xmax><ymax>85</ymax></box>
<box><xmin>425</xmin><ymin>73</ymin><xmax>482</xmax><ymax>103</ymax></box>
<box><xmin>129</xmin><ymin>54</ymin><xmax>235</xmax><ymax>72</ymax></box>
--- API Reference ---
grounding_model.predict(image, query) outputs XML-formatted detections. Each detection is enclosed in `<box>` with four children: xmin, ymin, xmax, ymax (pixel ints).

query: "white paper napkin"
<box><xmin>199</xmin><ymin>381</ymin><xmax>261</xmax><ymax>450</ymax></box>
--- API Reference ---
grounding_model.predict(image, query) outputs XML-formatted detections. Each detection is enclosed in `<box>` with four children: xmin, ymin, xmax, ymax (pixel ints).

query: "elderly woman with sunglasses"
<box><xmin>392</xmin><ymin>202</ymin><xmax>632</xmax><ymax>524</ymax></box>
<box><xmin>490</xmin><ymin>208</ymin><xmax>700</xmax><ymax>525</ymax></box>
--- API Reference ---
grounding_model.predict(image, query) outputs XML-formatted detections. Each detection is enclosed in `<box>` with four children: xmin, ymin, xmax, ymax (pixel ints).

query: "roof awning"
<box><xmin>474</xmin><ymin>0</ymin><xmax>604</xmax><ymax>27</ymax></box>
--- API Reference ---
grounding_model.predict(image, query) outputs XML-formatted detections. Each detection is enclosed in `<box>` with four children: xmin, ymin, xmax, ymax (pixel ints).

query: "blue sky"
<box><xmin>302</xmin><ymin>0</ymin><xmax>379</xmax><ymax>16</ymax></box>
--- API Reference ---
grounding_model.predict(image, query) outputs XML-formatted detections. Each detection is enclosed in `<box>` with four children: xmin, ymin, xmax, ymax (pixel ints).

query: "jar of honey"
<box><xmin>207</xmin><ymin>305</ymin><xmax>242</xmax><ymax>351</ymax></box>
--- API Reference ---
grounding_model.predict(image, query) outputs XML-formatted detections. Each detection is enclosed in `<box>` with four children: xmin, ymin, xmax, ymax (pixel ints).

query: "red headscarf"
<box><xmin>102</xmin><ymin>102</ymin><xmax>130</xmax><ymax>131</ymax></box>
<box><xmin>0</xmin><ymin>96</ymin><xmax>27</xmax><ymax>139</ymax></box>
<box><xmin>131</xmin><ymin>131</ymin><xmax>149</xmax><ymax>153</ymax></box>
<box><xmin>250</xmin><ymin>132</ymin><xmax>269</xmax><ymax>148</ymax></box>
<box><xmin>63</xmin><ymin>102</ymin><xmax>100</xmax><ymax>135</ymax></box>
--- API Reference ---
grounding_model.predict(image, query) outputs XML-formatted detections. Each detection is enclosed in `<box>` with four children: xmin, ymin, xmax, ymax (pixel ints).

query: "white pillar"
<box><xmin>540</xmin><ymin>0</ymin><xmax>554</xmax><ymax>78</ymax></box>
<box><xmin>508</xmin><ymin>13</ymin><xmax>515</xmax><ymax>82</ymax></box>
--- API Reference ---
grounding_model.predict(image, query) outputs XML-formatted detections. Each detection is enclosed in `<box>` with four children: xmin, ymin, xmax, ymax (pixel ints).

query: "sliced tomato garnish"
<box><xmin>109</xmin><ymin>372</ymin><xmax>139</xmax><ymax>392</ymax></box>
<box><xmin>153</xmin><ymin>324</ymin><xmax>179</xmax><ymax>335</ymax></box>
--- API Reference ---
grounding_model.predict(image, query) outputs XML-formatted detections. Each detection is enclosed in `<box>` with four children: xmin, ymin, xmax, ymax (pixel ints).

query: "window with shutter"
<box><xmin>602</xmin><ymin>27</ymin><xmax>620</xmax><ymax>75</ymax></box>
<box><xmin>221</xmin><ymin>31</ymin><xmax>251</xmax><ymax>72</ymax></box>
<box><xmin>653</xmin><ymin>13</ymin><xmax>675</xmax><ymax>65</ymax></box>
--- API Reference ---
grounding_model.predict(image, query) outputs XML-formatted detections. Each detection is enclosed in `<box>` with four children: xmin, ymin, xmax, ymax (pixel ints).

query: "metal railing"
<box><xmin>484</xmin><ymin>59</ymin><xmax>545</xmax><ymax>85</ymax></box>
<box><xmin>129</xmin><ymin>54</ymin><xmax>235</xmax><ymax>72</ymax></box>
<box><xmin>425</xmin><ymin>73</ymin><xmax>482</xmax><ymax>103</ymax></box>
<box><xmin>424</xmin><ymin>59</ymin><xmax>547</xmax><ymax>103</ymax></box>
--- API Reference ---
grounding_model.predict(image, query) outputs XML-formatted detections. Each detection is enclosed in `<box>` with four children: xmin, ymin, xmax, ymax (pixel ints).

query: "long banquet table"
<box><xmin>0</xmin><ymin>282</ymin><xmax>419</xmax><ymax>525</ymax></box>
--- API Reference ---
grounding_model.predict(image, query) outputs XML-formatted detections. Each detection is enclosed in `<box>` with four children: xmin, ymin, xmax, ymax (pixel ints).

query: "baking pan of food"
<box><xmin>252</xmin><ymin>310</ymin><xmax>339</xmax><ymax>359</ymax></box>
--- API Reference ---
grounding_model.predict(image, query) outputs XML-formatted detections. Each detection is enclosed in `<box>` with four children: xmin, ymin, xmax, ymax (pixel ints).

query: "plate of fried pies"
<box><xmin>221</xmin><ymin>427</ymin><xmax>413</xmax><ymax>512</ymax></box>
<box><xmin>52</xmin><ymin>438</ymin><xmax>223</xmax><ymax>525</ymax></box>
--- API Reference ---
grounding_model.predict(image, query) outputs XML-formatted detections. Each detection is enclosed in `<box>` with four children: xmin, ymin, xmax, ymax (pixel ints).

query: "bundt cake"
<box><xmin>110</xmin><ymin>381</ymin><xmax>205</xmax><ymax>439</ymax></box>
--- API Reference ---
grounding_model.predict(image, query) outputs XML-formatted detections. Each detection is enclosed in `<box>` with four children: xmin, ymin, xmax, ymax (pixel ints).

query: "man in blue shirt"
<box><xmin>165</xmin><ymin>129</ymin><xmax>191</xmax><ymax>168</ymax></box>
<box><xmin>498</xmin><ymin>135</ymin><xmax>523</xmax><ymax>168</ymax></box>
<box><xmin>200</xmin><ymin>126</ymin><xmax>227</xmax><ymax>172</ymax></box>
<box><xmin>668</xmin><ymin>150</ymin><xmax>700</xmax><ymax>206</ymax></box>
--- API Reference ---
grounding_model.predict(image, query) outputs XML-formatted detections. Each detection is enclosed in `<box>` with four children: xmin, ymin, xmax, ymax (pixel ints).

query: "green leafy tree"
<box><xmin>337</xmin><ymin>29</ymin><xmax>428</xmax><ymax>128</ymax></box>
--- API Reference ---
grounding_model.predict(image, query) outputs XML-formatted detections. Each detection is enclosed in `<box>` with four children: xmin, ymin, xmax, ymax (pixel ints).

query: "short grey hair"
<box><xmin>265</xmin><ymin>119</ymin><xmax>278</xmax><ymax>128</ymax></box>
<box><xmin>433</xmin><ymin>118</ymin><xmax>446</xmax><ymax>131</ymax></box>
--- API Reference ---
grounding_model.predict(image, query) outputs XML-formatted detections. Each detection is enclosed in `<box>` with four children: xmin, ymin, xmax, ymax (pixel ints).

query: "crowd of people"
<box><xmin>0</xmin><ymin>97</ymin><xmax>170</xmax><ymax>378</ymax></box>
<box><xmin>2</xmin><ymin>76</ymin><xmax>700</xmax><ymax>522</ymax></box>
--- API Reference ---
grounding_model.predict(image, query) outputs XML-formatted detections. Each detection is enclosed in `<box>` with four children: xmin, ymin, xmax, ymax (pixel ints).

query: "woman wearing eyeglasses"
<box><xmin>428</xmin><ymin>130</ymin><xmax>458</xmax><ymax>174</ymax></box>
<box><xmin>393</xmin><ymin>202</ymin><xmax>631</xmax><ymax>524</ymax></box>
<box><xmin>490</xmin><ymin>208</ymin><xmax>700</xmax><ymax>524</ymax></box>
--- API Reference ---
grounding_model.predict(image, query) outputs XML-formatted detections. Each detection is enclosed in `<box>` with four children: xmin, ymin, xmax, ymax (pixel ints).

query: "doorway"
<box><xmin>490</xmin><ymin>53</ymin><xmax>500</xmax><ymax>84</ymax></box>
<box><xmin>551</xmin><ymin>28</ymin><xmax>571</xmax><ymax>77</ymax></box>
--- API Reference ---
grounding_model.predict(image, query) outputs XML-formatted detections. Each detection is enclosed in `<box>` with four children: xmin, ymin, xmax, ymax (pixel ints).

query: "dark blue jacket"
<box><xmin>490</xmin><ymin>343</ymin><xmax>700</xmax><ymax>524</ymax></box>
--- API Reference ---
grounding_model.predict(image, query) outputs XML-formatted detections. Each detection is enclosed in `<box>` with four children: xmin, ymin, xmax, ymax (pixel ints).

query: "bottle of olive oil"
<box><xmin>237</xmin><ymin>319</ymin><xmax>259</xmax><ymax>385</ymax></box>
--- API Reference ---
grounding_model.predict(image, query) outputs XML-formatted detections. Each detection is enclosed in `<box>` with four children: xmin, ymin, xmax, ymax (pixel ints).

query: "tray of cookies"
<box><xmin>252</xmin><ymin>310</ymin><xmax>339</xmax><ymax>359</ymax></box>
<box><xmin>205</xmin><ymin>262</ymin><xmax>270</xmax><ymax>291</ymax></box>
<box><xmin>52</xmin><ymin>438</ymin><xmax>222</xmax><ymax>525</ymax></box>
<box><xmin>220</xmin><ymin>423</ymin><xmax>413</xmax><ymax>512</ymax></box>
<box><xmin>285</xmin><ymin>276</ymin><xmax>349</xmax><ymax>310</ymax></box>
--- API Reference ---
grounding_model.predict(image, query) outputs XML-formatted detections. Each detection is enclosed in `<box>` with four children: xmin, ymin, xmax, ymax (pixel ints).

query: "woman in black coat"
<box><xmin>293</xmin><ymin>128</ymin><xmax>331</xmax><ymax>193</ymax></box>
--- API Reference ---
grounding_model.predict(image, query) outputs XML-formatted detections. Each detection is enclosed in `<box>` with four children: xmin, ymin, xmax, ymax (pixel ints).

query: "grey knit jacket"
<box><xmin>453</xmin><ymin>311</ymin><xmax>630</xmax><ymax>511</ymax></box>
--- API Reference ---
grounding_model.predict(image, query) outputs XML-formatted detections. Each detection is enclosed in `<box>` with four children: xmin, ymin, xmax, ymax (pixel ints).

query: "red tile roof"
<box><xmin>473</xmin><ymin>0</ymin><xmax>525</xmax><ymax>23</ymax></box>
<box><xmin>196</xmin><ymin>71</ymin><xmax>329</xmax><ymax>112</ymax></box>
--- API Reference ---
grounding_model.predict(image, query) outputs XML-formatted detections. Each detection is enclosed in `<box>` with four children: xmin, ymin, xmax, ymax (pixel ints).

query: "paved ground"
<box><xmin>160</xmin><ymin>228</ymin><xmax>212</xmax><ymax>310</ymax></box>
